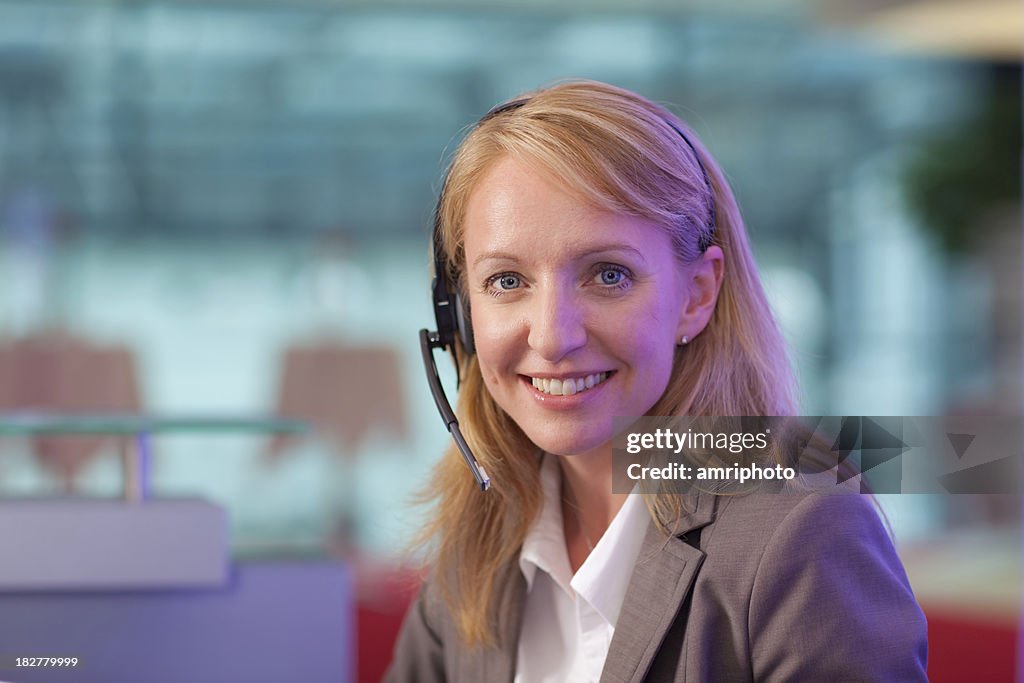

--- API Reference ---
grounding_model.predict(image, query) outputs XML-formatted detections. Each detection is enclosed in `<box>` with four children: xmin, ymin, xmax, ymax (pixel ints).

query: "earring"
<box><xmin>680</xmin><ymin>335</ymin><xmax>689</xmax><ymax>345</ymax></box>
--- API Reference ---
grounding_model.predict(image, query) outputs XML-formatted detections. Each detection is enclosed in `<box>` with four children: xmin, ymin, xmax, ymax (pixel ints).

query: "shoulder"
<box><xmin>693</xmin><ymin>492</ymin><xmax>901</xmax><ymax>600</ymax></box>
<box><xmin>700</xmin><ymin>491</ymin><xmax>900</xmax><ymax>569</ymax></box>
<box><xmin>702</xmin><ymin>493</ymin><xmax>928</xmax><ymax>680</ymax></box>
<box><xmin>702</xmin><ymin>492</ymin><xmax>918</xmax><ymax>620</ymax></box>
<box><xmin>709</xmin><ymin>493</ymin><xmax>907</xmax><ymax>586</ymax></box>
<box><xmin>384</xmin><ymin>573</ymin><xmax>465</xmax><ymax>683</ymax></box>
<box><xmin>713</xmin><ymin>488</ymin><xmax>882</xmax><ymax>530</ymax></box>
<box><xmin>384</xmin><ymin>561</ymin><xmax>526</xmax><ymax>683</ymax></box>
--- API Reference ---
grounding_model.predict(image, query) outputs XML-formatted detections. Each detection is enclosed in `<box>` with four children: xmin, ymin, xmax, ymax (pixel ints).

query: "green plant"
<box><xmin>904</xmin><ymin>69</ymin><xmax>1021</xmax><ymax>254</ymax></box>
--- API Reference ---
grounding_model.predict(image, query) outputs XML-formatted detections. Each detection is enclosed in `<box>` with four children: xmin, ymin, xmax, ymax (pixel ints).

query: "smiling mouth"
<box><xmin>529</xmin><ymin>372</ymin><xmax>612</xmax><ymax>397</ymax></box>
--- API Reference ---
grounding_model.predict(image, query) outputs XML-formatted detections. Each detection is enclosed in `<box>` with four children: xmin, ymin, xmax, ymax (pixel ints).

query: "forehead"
<box><xmin>462</xmin><ymin>156</ymin><xmax>671</xmax><ymax>267</ymax></box>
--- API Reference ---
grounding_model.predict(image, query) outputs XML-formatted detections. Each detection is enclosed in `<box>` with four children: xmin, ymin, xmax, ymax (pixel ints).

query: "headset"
<box><xmin>418</xmin><ymin>96</ymin><xmax>716</xmax><ymax>492</ymax></box>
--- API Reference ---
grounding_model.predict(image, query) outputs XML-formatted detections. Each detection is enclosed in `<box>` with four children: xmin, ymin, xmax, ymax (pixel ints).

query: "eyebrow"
<box><xmin>471</xmin><ymin>243</ymin><xmax>648</xmax><ymax>269</ymax></box>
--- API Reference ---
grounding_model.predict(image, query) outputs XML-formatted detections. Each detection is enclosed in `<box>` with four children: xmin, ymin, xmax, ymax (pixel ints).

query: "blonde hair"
<box><xmin>415</xmin><ymin>80</ymin><xmax>797</xmax><ymax>647</ymax></box>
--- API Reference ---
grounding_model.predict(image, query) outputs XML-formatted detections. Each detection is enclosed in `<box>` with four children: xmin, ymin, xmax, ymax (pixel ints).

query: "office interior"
<box><xmin>0</xmin><ymin>0</ymin><xmax>1019</xmax><ymax>681</ymax></box>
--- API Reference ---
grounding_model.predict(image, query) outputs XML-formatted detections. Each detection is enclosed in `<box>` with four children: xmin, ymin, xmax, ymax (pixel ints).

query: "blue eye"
<box><xmin>600</xmin><ymin>269</ymin><xmax>624</xmax><ymax>285</ymax></box>
<box><xmin>484</xmin><ymin>272</ymin><xmax>523</xmax><ymax>297</ymax></box>
<box><xmin>593</xmin><ymin>264</ymin><xmax>630</xmax><ymax>288</ymax></box>
<box><xmin>497</xmin><ymin>274</ymin><xmax>521</xmax><ymax>290</ymax></box>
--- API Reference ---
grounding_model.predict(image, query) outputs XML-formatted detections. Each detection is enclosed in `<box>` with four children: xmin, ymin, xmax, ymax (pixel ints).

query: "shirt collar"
<box><xmin>518</xmin><ymin>453</ymin><xmax>574</xmax><ymax>596</ymax></box>
<box><xmin>518</xmin><ymin>453</ymin><xmax>651</xmax><ymax>627</ymax></box>
<box><xmin>570</xmin><ymin>490</ymin><xmax>649</xmax><ymax>626</ymax></box>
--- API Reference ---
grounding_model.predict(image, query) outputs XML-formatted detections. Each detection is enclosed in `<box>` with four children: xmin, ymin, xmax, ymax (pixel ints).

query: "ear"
<box><xmin>677</xmin><ymin>245</ymin><xmax>724</xmax><ymax>342</ymax></box>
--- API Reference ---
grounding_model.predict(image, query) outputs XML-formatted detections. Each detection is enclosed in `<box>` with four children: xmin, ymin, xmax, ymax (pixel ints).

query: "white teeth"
<box><xmin>531</xmin><ymin>372</ymin><xmax>609</xmax><ymax>396</ymax></box>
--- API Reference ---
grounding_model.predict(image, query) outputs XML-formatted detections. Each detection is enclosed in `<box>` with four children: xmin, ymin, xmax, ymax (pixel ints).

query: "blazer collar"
<box><xmin>467</xmin><ymin>489</ymin><xmax>718</xmax><ymax>683</ymax></box>
<box><xmin>599</xmin><ymin>489</ymin><xmax>718</xmax><ymax>683</ymax></box>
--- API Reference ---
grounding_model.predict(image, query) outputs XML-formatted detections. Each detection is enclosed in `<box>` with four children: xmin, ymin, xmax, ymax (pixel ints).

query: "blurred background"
<box><xmin>0</xmin><ymin>0</ymin><xmax>1018</xmax><ymax>681</ymax></box>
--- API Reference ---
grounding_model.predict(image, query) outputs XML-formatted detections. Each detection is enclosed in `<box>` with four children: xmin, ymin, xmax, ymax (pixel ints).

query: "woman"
<box><xmin>387</xmin><ymin>81</ymin><xmax>927</xmax><ymax>682</ymax></box>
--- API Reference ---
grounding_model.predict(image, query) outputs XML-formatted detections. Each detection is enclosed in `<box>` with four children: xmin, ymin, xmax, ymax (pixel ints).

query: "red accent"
<box><xmin>924</xmin><ymin>607</ymin><xmax>1019</xmax><ymax>683</ymax></box>
<box><xmin>357</xmin><ymin>571</ymin><xmax>421</xmax><ymax>683</ymax></box>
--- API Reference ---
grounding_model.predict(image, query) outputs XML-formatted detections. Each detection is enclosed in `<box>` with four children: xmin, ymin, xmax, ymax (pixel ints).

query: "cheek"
<box><xmin>470</xmin><ymin>309</ymin><xmax>518</xmax><ymax>388</ymax></box>
<box><xmin>618</xmin><ymin>307</ymin><xmax>680</xmax><ymax>384</ymax></box>
<box><xmin>629</xmin><ymin>334</ymin><xmax>676</xmax><ymax>381</ymax></box>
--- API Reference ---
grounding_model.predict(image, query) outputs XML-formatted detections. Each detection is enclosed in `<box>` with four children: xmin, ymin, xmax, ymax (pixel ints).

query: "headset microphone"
<box><xmin>419</xmin><ymin>329</ymin><xmax>490</xmax><ymax>491</ymax></box>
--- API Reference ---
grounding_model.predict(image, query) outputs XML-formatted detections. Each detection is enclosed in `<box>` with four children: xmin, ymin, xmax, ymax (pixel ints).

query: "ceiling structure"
<box><xmin>0</xmin><ymin>0</ymin><xmax>1012</xmax><ymax>240</ymax></box>
<box><xmin>820</xmin><ymin>0</ymin><xmax>1023</xmax><ymax>62</ymax></box>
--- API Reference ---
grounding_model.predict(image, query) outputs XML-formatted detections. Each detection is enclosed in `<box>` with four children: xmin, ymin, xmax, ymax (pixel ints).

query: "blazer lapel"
<box><xmin>599</xmin><ymin>491</ymin><xmax>718</xmax><ymax>683</ymax></box>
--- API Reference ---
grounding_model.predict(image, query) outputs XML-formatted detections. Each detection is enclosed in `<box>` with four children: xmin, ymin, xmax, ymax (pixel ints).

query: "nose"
<box><xmin>527</xmin><ymin>284</ymin><xmax>587</xmax><ymax>362</ymax></box>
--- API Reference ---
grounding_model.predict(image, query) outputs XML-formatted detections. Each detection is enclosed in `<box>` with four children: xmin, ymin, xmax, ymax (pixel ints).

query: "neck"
<box><xmin>557</xmin><ymin>444</ymin><xmax>629</xmax><ymax>543</ymax></box>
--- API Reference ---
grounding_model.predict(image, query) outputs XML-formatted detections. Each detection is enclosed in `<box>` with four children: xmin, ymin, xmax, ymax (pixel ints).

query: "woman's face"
<box><xmin>462</xmin><ymin>156</ymin><xmax>693</xmax><ymax>458</ymax></box>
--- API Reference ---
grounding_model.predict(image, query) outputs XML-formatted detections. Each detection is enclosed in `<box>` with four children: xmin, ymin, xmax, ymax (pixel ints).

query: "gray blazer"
<box><xmin>384</xmin><ymin>491</ymin><xmax>928</xmax><ymax>682</ymax></box>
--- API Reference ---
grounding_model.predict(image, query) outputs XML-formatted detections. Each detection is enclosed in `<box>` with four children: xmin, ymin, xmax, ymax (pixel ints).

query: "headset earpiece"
<box><xmin>454</xmin><ymin>291</ymin><xmax>475</xmax><ymax>355</ymax></box>
<box><xmin>430</xmin><ymin>221</ymin><xmax>474</xmax><ymax>386</ymax></box>
<box><xmin>430</xmin><ymin>272</ymin><xmax>475</xmax><ymax>362</ymax></box>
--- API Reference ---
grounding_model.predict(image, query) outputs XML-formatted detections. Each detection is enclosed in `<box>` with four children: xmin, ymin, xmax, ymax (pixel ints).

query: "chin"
<box><xmin>519</xmin><ymin>423</ymin><xmax>611</xmax><ymax>458</ymax></box>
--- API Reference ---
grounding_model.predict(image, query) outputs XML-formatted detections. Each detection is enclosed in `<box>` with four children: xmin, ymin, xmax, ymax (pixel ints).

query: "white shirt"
<box><xmin>514</xmin><ymin>454</ymin><xmax>649</xmax><ymax>683</ymax></box>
